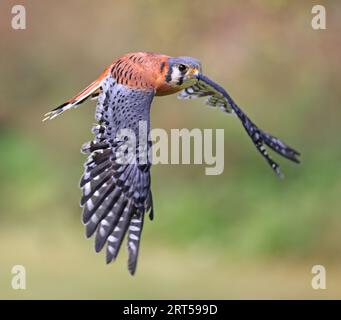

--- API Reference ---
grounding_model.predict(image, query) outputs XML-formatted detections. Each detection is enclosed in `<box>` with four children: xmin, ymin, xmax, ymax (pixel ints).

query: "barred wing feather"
<box><xmin>80</xmin><ymin>75</ymin><xmax>154</xmax><ymax>275</ymax></box>
<box><xmin>179</xmin><ymin>74</ymin><xmax>300</xmax><ymax>176</ymax></box>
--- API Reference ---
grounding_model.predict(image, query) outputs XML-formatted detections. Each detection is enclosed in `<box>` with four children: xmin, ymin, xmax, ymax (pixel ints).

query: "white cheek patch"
<box><xmin>171</xmin><ymin>68</ymin><xmax>182</xmax><ymax>85</ymax></box>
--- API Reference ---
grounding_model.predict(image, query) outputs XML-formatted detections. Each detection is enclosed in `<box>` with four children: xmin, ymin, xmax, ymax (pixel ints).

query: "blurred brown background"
<box><xmin>0</xmin><ymin>0</ymin><xmax>340</xmax><ymax>299</ymax></box>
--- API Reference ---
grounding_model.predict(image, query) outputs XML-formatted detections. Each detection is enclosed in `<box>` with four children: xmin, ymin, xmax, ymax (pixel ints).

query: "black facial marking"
<box><xmin>160</xmin><ymin>62</ymin><xmax>165</xmax><ymax>73</ymax></box>
<box><xmin>165</xmin><ymin>65</ymin><xmax>172</xmax><ymax>83</ymax></box>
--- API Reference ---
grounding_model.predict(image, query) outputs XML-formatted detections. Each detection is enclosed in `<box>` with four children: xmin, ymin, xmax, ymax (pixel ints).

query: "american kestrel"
<box><xmin>44</xmin><ymin>52</ymin><xmax>300</xmax><ymax>275</ymax></box>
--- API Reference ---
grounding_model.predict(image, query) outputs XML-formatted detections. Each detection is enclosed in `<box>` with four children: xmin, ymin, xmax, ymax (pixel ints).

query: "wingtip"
<box><xmin>106</xmin><ymin>252</ymin><xmax>115</xmax><ymax>264</ymax></box>
<box><xmin>128</xmin><ymin>268</ymin><xmax>136</xmax><ymax>276</ymax></box>
<box><xmin>276</xmin><ymin>169</ymin><xmax>285</xmax><ymax>179</ymax></box>
<box><xmin>95</xmin><ymin>235</ymin><xmax>106</xmax><ymax>253</ymax></box>
<box><xmin>291</xmin><ymin>152</ymin><xmax>301</xmax><ymax>164</ymax></box>
<box><xmin>128</xmin><ymin>261</ymin><xmax>137</xmax><ymax>276</ymax></box>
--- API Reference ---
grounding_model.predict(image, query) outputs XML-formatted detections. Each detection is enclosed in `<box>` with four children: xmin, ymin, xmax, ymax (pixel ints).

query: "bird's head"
<box><xmin>166</xmin><ymin>56</ymin><xmax>202</xmax><ymax>88</ymax></box>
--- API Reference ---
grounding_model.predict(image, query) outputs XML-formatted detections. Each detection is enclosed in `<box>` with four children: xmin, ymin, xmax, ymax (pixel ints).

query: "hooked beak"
<box><xmin>192</xmin><ymin>68</ymin><xmax>200</xmax><ymax>76</ymax></box>
<box><xmin>191</xmin><ymin>68</ymin><xmax>200</xmax><ymax>81</ymax></box>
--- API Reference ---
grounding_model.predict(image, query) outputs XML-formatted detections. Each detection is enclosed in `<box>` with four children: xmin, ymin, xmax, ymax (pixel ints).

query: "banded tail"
<box><xmin>43</xmin><ymin>66</ymin><xmax>112</xmax><ymax>121</ymax></box>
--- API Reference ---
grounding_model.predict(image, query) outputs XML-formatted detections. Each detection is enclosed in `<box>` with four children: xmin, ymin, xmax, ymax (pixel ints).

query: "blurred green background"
<box><xmin>0</xmin><ymin>0</ymin><xmax>340</xmax><ymax>299</ymax></box>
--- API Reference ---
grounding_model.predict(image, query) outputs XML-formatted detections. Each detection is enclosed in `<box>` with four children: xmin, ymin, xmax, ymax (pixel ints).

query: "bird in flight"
<box><xmin>44</xmin><ymin>52</ymin><xmax>300</xmax><ymax>275</ymax></box>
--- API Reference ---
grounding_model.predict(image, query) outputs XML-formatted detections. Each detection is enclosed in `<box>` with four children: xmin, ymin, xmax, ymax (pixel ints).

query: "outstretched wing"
<box><xmin>179</xmin><ymin>74</ymin><xmax>300</xmax><ymax>176</ymax></box>
<box><xmin>80</xmin><ymin>74</ymin><xmax>154</xmax><ymax>275</ymax></box>
<box><xmin>178</xmin><ymin>80</ymin><xmax>232</xmax><ymax>113</ymax></box>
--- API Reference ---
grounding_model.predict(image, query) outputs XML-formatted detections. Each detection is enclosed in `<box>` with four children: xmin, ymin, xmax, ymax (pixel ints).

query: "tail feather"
<box><xmin>43</xmin><ymin>66</ymin><xmax>112</xmax><ymax>121</ymax></box>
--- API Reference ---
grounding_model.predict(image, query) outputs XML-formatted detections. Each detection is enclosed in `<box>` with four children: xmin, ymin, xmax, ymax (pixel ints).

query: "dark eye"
<box><xmin>178</xmin><ymin>64</ymin><xmax>187</xmax><ymax>72</ymax></box>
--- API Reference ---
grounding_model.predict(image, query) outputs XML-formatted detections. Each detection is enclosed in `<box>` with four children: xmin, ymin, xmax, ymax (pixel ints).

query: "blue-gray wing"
<box><xmin>180</xmin><ymin>74</ymin><xmax>300</xmax><ymax>176</ymax></box>
<box><xmin>80</xmin><ymin>75</ymin><xmax>154</xmax><ymax>275</ymax></box>
<box><xmin>178</xmin><ymin>80</ymin><xmax>233</xmax><ymax>113</ymax></box>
